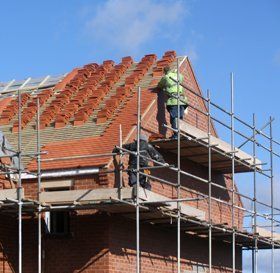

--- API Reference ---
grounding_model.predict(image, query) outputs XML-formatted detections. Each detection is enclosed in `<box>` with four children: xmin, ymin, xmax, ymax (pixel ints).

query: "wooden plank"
<box><xmin>152</xmin><ymin>121</ymin><xmax>261</xmax><ymax>173</ymax></box>
<box><xmin>41</xmin><ymin>187</ymin><xmax>206</xmax><ymax>221</ymax></box>
<box><xmin>40</xmin><ymin>188</ymin><xmax>133</xmax><ymax>204</ymax></box>
<box><xmin>40</xmin><ymin>188</ymin><xmax>205</xmax><ymax>220</ymax></box>
<box><xmin>138</xmin><ymin>188</ymin><xmax>205</xmax><ymax>220</ymax></box>
<box><xmin>154</xmin><ymin>139</ymin><xmax>203</xmax><ymax>151</ymax></box>
<box><xmin>0</xmin><ymin>189</ymin><xmax>23</xmax><ymax>201</ymax></box>
<box><xmin>96</xmin><ymin>203</ymin><xmax>138</xmax><ymax>213</ymax></box>
<box><xmin>179</xmin><ymin>120</ymin><xmax>262</xmax><ymax>169</ymax></box>
<box><xmin>41</xmin><ymin>180</ymin><xmax>73</xmax><ymax>189</ymax></box>
<box><xmin>256</xmin><ymin>227</ymin><xmax>280</xmax><ymax>241</ymax></box>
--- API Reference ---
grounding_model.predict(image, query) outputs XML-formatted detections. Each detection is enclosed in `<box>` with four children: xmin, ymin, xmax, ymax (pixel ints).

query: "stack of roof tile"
<box><xmin>41</xmin><ymin>64</ymin><xmax>99</xmax><ymax>129</ymax></box>
<box><xmin>152</xmin><ymin>50</ymin><xmax>176</xmax><ymax>77</ymax></box>
<box><xmin>96</xmin><ymin>54</ymin><xmax>157</xmax><ymax>124</ymax></box>
<box><xmin>75</xmin><ymin>57</ymin><xmax>133</xmax><ymax>125</ymax></box>
<box><xmin>12</xmin><ymin>89</ymin><xmax>53</xmax><ymax>132</ymax></box>
<box><xmin>0</xmin><ymin>93</ymin><xmax>30</xmax><ymax>125</ymax></box>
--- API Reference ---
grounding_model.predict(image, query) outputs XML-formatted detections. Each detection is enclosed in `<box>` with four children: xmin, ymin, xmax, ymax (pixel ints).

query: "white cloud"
<box><xmin>84</xmin><ymin>0</ymin><xmax>188</xmax><ymax>53</ymax></box>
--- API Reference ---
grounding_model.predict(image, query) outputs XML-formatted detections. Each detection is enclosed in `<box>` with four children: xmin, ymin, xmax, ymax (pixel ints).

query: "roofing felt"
<box><xmin>0</xmin><ymin>51</ymin><xmax>181</xmax><ymax>171</ymax></box>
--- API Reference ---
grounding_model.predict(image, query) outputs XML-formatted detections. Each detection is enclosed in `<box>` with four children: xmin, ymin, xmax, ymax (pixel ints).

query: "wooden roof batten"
<box><xmin>0</xmin><ymin>74</ymin><xmax>66</xmax><ymax>95</ymax></box>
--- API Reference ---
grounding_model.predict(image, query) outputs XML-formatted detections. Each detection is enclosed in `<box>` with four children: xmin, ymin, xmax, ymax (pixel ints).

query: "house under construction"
<box><xmin>0</xmin><ymin>51</ymin><xmax>279</xmax><ymax>273</ymax></box>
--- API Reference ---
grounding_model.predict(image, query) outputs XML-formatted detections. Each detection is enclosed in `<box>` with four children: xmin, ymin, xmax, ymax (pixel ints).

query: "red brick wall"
<box><xmin>0</xmin><ymin>214</ymin><xmax>110</xmax><ymax>273</ymax></box>
<box><xmin>23</xmin><ymin>173</ymin><xmax>109</xmax><ymax>200</ymax></box>
<box><xmin>180</xmin><ymin>58</ymin><xmax>216</xmax><ymax>134</ymax></box>
<box><xmin>0</xmin><ymin>215</ymin><xmax>42</xmax><ymax>273</ymax></box>
<box><xmin>148</xmin><ymin>157</ymin><xmax>243</xmax><ymax>229</ymax></box>
<box><xmin>0</xmin><ymin>213</ymin><xmax>242</xmax><ymax>273</ymax></box>
<box><xmin>0</xmin><ymin>176</ymin><xmax>13</xmax><ymax>190</ymax></box>
<box><xmin>108</xmin><ymin>215</ymin><xmax>242</xmax><ymax>273</ymax></box>
<box><xmin>22</xmin><ymin>218</ymin><xmax>38</xmax><ymax>273</ymax></box>
<box><xmin>44</xmin><ymin>214</ymin><xmax>109</xmax><ymax>273</ymax></box>
<box><xmin>0</xmin><ymin>215</ymin><xmax>17</xmax><ymax>273</ymax></box>
<box><xmin>74</xmin><ymin>173</ymin><xmax>109</xmax><ymax>189</ymax></box>
<box><xmin>23</xmin><ymin>180</ymin><xmax>38</xmax><ymax>200</ymax></box>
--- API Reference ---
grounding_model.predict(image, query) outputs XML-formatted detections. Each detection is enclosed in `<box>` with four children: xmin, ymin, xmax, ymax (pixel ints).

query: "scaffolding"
<box><xmin>0</xmin><ymin>57</ymin><xmax>279</xmax><ymax>273</ymax></box>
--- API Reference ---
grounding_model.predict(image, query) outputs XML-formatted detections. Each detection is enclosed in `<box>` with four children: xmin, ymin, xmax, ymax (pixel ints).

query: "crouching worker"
<box><xmin>113</xmin><ymin>134</ymin><xmax>166</xmax><ymax>190</ymax></box>
<box><xmin>157</xmin><ymin>66</ymin><xmax>188</xmax><ymax>139</ymax></box>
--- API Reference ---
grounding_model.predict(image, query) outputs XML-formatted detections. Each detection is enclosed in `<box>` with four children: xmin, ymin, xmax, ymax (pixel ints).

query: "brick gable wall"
<box><xmin>108</xmin><ymin>57</ymin><xmax>243</xmax><ymax>228</ymax></box>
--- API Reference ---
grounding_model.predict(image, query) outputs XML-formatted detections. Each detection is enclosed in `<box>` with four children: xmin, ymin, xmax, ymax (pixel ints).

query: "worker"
<box><xmin>157</xmin><ymin>66</ymin><xmax>188</xmax><ymax>139</ymax></box>
<box><xmin>113</xmin><ymin>134</ymin><xmax>166</xmax><ymax>190</ymax></box>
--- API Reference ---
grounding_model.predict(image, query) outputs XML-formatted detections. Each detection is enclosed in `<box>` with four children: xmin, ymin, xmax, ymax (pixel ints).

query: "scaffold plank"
<box><xmin>40</xmin><ymin>187</ymin><xmax>133</xmax><ymax>204</ymax></box>
<box><xmin>0</xmin><ymin>188</ymin><xmax>22</xmax><ymax>201</ymax></box>
<box><xmin>152</xmin><ymin>121</ymin><xmax>262</xmax><ymax>173</ymax></box>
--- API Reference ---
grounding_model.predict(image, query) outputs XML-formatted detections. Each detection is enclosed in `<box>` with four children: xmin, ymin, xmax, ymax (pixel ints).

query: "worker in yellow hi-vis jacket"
<box><xmin>158</xmin><ymin>66</ymin><xmax>188</xmax><ymax>139</ymax></box>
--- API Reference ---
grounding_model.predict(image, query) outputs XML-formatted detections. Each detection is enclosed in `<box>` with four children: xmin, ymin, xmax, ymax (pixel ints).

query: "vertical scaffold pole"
<box><xmin>17</xmin><ymin>89</ymin><xmax>23</xmax><ymax>273</ymax></box>
<box><xmin>136</xmin><ymin>86</ymin><xmax>141</xmax><ymax>273</ymax></box>
<box><xmin>37</xmin><ymin>98</ymin><xmax>42</xmax><ymax>273</ymax></box>
<box><xmin>230</xmin><ymin>73</ymin><xmax>236</xmax><ymax>273</ymax></box>
<box><xmin>269</xmin><ymin>116</ymin><xmax>274</xmax><ymax>273</ymax></box>
<box><xmin>252</xmin><ymin>114</ymin><xmax>257</xmax><ymax>273</ymax></box>
<box><xmin>176</xmin><ymin>58</ymin><xmax>181</xmax><ymax>273</ymax></box>
<box><xmin>119</xmin><ymin>124</ymin><xmax>123</xmax><ymax>200</ymax></box>
<box><xmin>207</xmin><ymin>90</ymin><xmax>212</xmax><ymax>273</ymax></box>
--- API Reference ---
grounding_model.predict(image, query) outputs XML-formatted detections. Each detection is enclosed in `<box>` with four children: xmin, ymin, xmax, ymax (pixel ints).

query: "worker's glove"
<box><xmin>163</xmin><ymin>163</ymin><xmax>169</xmax><ymax>166</ymax></box>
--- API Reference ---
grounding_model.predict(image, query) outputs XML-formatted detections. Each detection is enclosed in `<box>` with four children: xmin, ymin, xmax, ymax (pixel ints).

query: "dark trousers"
<box><xmin>128</xmin><ymin>171</ymin><xmax>151</xmax><ymax>190</ymax></box>
<box><xmin>167</xmin><ymin>105</ymin><xmax>185</xmax><ymax>137</ymax></box>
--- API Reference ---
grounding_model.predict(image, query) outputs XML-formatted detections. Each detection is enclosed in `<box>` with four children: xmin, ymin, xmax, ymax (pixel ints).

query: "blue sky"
<box><xmin>0</xmin><ymin>0</ymin><xmax>279</xmax><ymax>272</ymax></box>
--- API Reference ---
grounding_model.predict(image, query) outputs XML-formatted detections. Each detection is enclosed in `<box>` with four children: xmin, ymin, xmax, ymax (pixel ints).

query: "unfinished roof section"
<box><xmin>0</xmin><ymin>51</ymin><xmax>179</xmax><ymax>170</ymax></box>
<box><xmin>0</xmin><ymin>74</ymin><xmax>66</xmax><ymax>96</ymax></box>
<box><xmin>0</xmin><ymin>50</ymin><xmax>262</xmax><ymax>174</ymax></box>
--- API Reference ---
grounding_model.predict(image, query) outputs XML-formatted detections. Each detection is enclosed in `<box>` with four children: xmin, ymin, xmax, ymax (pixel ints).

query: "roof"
<box><xmin>0</xmin><ymin>51</ymin><xmax>181</xmax><ymax>171</ymax></box>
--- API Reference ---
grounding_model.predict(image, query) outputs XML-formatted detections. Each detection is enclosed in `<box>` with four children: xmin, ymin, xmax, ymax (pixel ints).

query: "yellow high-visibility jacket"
<box><xmin>158</xmin><ymin>70</ymin><xmax>188</xmax><ymax>106</ymax></box>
